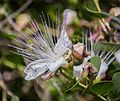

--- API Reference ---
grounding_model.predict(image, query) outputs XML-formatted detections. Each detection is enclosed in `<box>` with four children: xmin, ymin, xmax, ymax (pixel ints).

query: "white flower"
<box><xmin>96</xmin><ymin>45</ymin><xmax>118</xmax><ymax>79</ymax></box>
<box><xmin>73</xmin><ymin>32</ymin><xmax>118</xmax><ymax>80</ymax></box>
<box><xmin>73</xmin><ymin>32</ymin><xmax>95</xmax><ymax>80</ymax></box>
<box><xmin>12</xmin><ymin>11</ymin><xmax>73</xmax><ymax>80</ymax></box>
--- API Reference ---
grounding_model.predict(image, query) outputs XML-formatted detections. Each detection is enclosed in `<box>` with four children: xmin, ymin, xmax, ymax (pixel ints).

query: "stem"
<box><xmin>97</xmin><ymin>94</ymin><xmax>107</xmax><ymax>101</ymax></box>
<box><xmin>93</xmin><ymin>0</ymin><xmax>101</xmax><ymax>12</ymax></box>
<box><xmin>59</xmin><ymin>69</ymin><xmax>73</xmax><ymax>81</ymax></box>
<box><xmin>79</xmin><ymin>82</ymin><xmax>87</xmax><ymax>89</ymax></box>
<box><xmin>0</xmin><ymin>0</ymin><xmax>33</xmax><ymax>28</ymax></box>
<box><xmin>93</xmin><ymin>0</ymin><xmax>108</xmax><ymax>32</ymax></box>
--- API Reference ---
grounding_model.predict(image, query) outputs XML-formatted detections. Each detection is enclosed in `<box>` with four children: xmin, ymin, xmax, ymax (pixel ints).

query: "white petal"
<box><xmin>55</xmin><ymin>29</ymin><xmax>72</xmax><ymax>57</ymax></box>
<box><xmin>24</xmin><ymin>60</ymin><xmax>49</xmax><ymax>80</ymax></box>
<box><xmin>96</xmin><ymin>61</ymin><xmax>108</xmax><ymax>78</ymax></box>
<box><xmin>73</xmin><ymin>64</ymin><xmax>83</xmax><ymax>80</ymax></box>
<box><xmin>48</xmin><ymin>56</ymin><xmax>68</xmax><ymax>72</ymax></box>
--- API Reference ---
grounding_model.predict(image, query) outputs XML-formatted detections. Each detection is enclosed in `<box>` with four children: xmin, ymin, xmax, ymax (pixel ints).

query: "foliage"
<box><xmin>0</xmin><ymin>0</ymin><xmax>120</xmax><ymax>101</ymax></box>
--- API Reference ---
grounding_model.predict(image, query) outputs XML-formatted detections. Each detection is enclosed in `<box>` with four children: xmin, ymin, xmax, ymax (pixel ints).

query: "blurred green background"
<box><xmin>0</xmin><ymin>0</ymin><xmax>120</xmax><ymax>101</ymax></box>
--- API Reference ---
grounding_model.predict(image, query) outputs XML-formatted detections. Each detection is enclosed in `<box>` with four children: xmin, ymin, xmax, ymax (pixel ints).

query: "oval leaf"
<box><xmin>90</xmin><ymin>81</ymin><xmax>113</xmax><ymax>95</ymax></box>
<box><xmin>90</xmin><ymin>56</ymin><xmax>101</xmax><ymax>70</ymax></box>
<box><xmin>112</xmin><ymin>72</ymin><xmax>120</xmax><ymax>93</ymax></box>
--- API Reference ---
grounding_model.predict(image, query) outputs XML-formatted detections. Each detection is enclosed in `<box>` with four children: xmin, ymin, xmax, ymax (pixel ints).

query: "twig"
<box><xmin>1</xmin><ymin>7</ymin><xmax>20</xmax><ymax>31</ymax></box>
<box><xmin>97</xmin><ymin>94</ymin><xmax>107</xmax><ymax>101</ymax></box>
<box><xmin>1</xmin><ymin>5</ymin><xmax>28</xmax><ymax>36</ymax></box>
<box><xmin>79</xmin><ymin>82</ymin><xmax>87</xmax><ymax>89</ymax></box>
<box><xmin>0</xmin><ymin>0</ymin><xmax>33</xmax><ymax>28</ymax></box>
<box><xmin>93</xmin><ymin>0</ymin><xmax>110</xmax><ymax>33</ymax></box>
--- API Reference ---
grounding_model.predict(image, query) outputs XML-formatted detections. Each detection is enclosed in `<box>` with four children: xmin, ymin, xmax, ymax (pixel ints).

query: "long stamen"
<box><xmin>90</xmin><ymin>32</ymin><xmax>94</xmax><ymax>56</ymax></box>
<box><xmin>41</xmin><ymin>12</ymin><xmax>56</xmax><ymax>51</ymax></box>
<box><xmin>107</xmin><ymin>57</ymin><xmax>115</xmax><ymax>65</ymax></box>
<box><xmin>47</xmin><ymin>14</ymin><xmax>55</xmax><ymax>47</ymax></box>
<box><xmin>40</xmin><ymin>13</ymin><xmax>53</xmax><ymax>50</ymax></box>
<box><xmin>103</xmin><ymin>45</ymin><xmax>119</xmax><ymax>61</ymax></box>
<box><xmin>100</xmin><ymin>51</ymin><xmax>105</xmax><ymax>58</ymax></box>
<box><xmin>96</xmin><ymin>44</ymin><xmax>102</xmax><ymax>56</ymax></box>
<box><xmin>56</xmin><ymin>9</ymin><xmax>61</xmax><ymax>40</ymax></box>
<box><xmin>85</xmin><ymin>33</ymin><xmax>88</xmax><ymax>52</ymax></box>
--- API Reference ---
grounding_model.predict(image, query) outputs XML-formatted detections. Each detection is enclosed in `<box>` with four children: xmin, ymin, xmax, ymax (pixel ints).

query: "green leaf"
<box><xmin>85</xmin><ymin>7</ymin><xmax>109</xmax><ymax>18</ymax></box>
<box><xmin>90</xmin><ymin>81</ymin><xmax>113</xmax><ymax>95</ymax></box>
<box><xmin>83</xmin><ymin>0</ymin><xmax>97</xmax><ymax>11</ymax></box>
<box><xmin>112</xmin><ymin>72</ymin><xmax>120</xmax><ymax>93</ymax></box>
<box><xmin>79</xmin><ymin>0</ymin><xmax>109</xmax><ymax>21</ymax></box>
<box><xmin>95</xmin><ymin>43</ymin><xmax>120</xmax><ymax>53</ymax></box>
<box><xmin>11</xmin><ymin>95</ymin><xmax>20</xmax><ymax>101</ymax></box>
<box><xmin>90</xmin><ymin>56</ymin><xmax>101</xmax><ymax>70</ymax></box>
